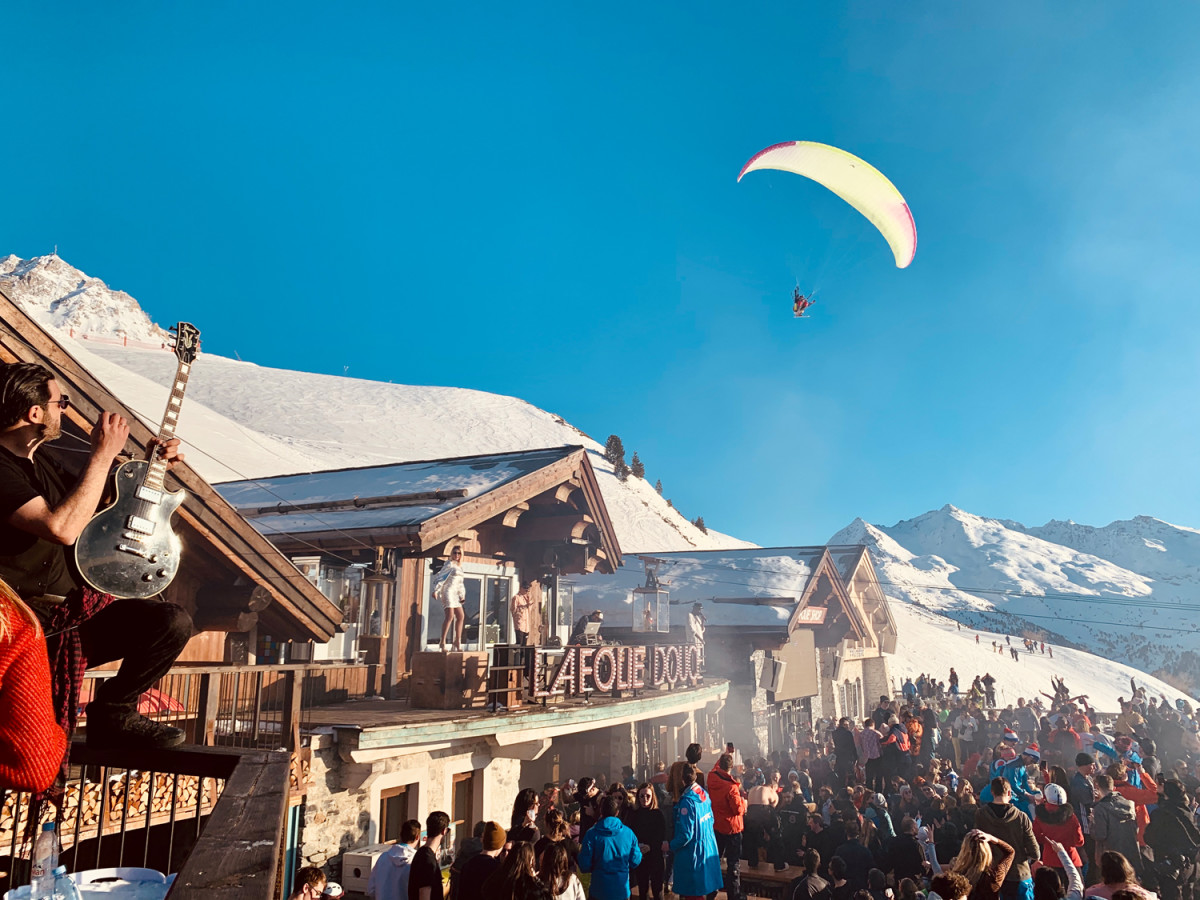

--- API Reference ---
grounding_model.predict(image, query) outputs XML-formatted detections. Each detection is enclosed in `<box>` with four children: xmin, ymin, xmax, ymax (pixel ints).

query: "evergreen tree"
<box><xmin>603</xmin><ymin>435</ymin><xmax>626</xmax><ymax>467</ymax></box>
<box><xmin>666</xmin><ymin>499</ymin><xmax>673</xmax><ymax>508</ymax></box>
<box><xmin>693</xmin><ymin>516</ymin><xmax>708</xmax><ymax>534</ymax></box>
<box><xmin>630</xmin><ymin>452</ymin><xmax>645</xmax><ymax>479</ymax></box>
<box><xmin>654</xmin><ymin>479</ymin><xmax>663</xmax><ymax>495</ymax></box>
<box><xmin>616</xmin><ymin>460</ymin><xmax>630</xmax><ymax>482</ymax></box>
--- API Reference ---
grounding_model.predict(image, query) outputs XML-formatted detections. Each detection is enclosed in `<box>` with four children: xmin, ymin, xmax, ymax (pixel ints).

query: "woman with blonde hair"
<box><xmin>431</xmin><ymin>545</ymin><xmax>467</xmax><ymax>651</ymax></box>
<box><xmin>942</xmin><ymin>829</ymin><xmax>1014</xmax><ymax>900</ymax></box>
<box><xmin>0</xmin><ymin>579</ymin><xmax>66</xmax><ymax>791</ymax></box>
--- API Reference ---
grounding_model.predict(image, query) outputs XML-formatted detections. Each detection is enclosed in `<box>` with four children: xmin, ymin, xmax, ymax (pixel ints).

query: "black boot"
<box><xmin>86</xmin><ymin>703</ymin><xmax>185</xmax><ymax>749</ymax></box>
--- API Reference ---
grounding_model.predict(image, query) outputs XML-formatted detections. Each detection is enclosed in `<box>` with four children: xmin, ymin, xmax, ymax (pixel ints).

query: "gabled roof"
<box><xmin>836</xmin><ymin>545</ymin><xmax>898</xmax><ymax>652</ymax></box>
<box><xmin>0</xmin><ymin>286</ymin><xmax>341</xmax><ymax>641</ymax></box>
<box><xmin>572</xmin><ymin>547</ymin><xmax>826</xmax><ymax>630</ymax></box>
<box><xmin>216</xmin><ymin>446</ymin><xmax>623</xmax><ymax>569</ymax></box>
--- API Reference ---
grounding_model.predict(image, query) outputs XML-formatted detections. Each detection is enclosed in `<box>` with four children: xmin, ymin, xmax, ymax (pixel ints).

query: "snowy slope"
<box><xmin>830</xmin><ymin>508</ymin><xmax>1200</xmax><ymax>691</ymax></box>
<box><xmin>0</xmin><ymin>254</ymin><xmax>749</xmax><ymax>554</ymax></box>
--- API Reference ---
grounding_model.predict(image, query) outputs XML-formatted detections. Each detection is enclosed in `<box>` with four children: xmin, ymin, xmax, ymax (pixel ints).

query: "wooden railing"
<box><xmin>81</xmin><ymin>662</ymin><xmax>374</xmax><ymax>752</ymax></box>
<box><xmin>1</xmin><ymin>743</ymin><xmax>287</xmax><ymax>900</ymax></box>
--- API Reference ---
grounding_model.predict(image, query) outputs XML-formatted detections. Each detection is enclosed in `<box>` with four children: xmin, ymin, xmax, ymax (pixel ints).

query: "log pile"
<box><xmin>1</xmin><ymin>772</ymin><xmax>223</xmax><ymax>847</ymax></box>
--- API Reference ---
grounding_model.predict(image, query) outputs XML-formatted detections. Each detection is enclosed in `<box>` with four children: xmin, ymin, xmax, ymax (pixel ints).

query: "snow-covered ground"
<box><xmin>3</xmin><ymin>254</ymin><xmax>1196</xmax><ymax>701</ymax></box>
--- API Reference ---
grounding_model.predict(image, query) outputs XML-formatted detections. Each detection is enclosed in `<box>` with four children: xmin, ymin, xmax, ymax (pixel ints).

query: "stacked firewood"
<box><xmin>1</xmin><ymin>772</ymin><xmax>219</xmax><ymax>844</ymax></box>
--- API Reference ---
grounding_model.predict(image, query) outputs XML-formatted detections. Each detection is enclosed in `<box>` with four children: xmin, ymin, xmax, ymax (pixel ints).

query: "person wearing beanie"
<box><xmin>368</xmin><ymin>818</ymin><xmax>421</xmax><ymax>900</ymax></box>
<box><xmin>979</xmin><ymin>746</ymin><xmax>1041</xmax><ymax>819</ymax></box>
<box><xmin>456</xmin><ymin>822</ymin><xmax>507</xmax><ymax>900</ymax></box>
<box><xmin>1033</xmin><ymin>783</ymin><xmax>1084</xmax><ymax>885</ymax></box>
<box><xmin>1144</xmin><ymin>779</ymin><xmax>1200</xmax><ymax>900</ymax></box>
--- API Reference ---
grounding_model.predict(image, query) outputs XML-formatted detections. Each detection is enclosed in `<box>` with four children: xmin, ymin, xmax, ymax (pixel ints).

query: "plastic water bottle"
<box><xmin>51</xmin><ymin>866</ymin><xmax>82</xmax><ymax>900</ymax></box>
<box><xmin>30</xmin><ymin>821</ymin><xmax>59</xmax><ymax>899</ymax></box>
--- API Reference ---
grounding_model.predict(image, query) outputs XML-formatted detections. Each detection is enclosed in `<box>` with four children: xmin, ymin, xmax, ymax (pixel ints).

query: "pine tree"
<box><xmin>693</xmin><ymin>516</ymin><xmax>708</xmax><ymax>534</ymax></box>
<box><xmin>616</xmin><ymin>461</ymin><xmax>630</xmax><ymax>482</ymax></box>
<box><xmin>654</xmin><ymin>479</ymin><xmax>663</xmax><ymax>495</ymax></box>
<box><xmin>666</xmin><ymin>498</ymin><xmax>673</xmax><ymax>508</ymax></box>
<box><xmin>603</xmin><ymin>435</ymin><xmax>626</xmax><ymax>467</ymax></box>
<box><xmin>630</xmin><ymin>452</ymin><xmax>645</xmax><ymax>479</ymax></box>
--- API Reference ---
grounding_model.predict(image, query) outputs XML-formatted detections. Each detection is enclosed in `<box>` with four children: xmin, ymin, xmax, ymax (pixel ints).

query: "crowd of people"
<box><xmin>333</xmin><ymin>673</ymin><xmax>1200</xmax><ymax>900</ymax></box>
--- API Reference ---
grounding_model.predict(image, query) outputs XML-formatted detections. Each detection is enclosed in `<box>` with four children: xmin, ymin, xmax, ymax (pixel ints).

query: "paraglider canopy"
<box><xmin>738</xmin><ymin>141</ymin><xmax>917</xmax><ymax>269</ymax></box>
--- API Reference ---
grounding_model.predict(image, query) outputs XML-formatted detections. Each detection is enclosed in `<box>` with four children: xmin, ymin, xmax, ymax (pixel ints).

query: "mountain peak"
<box><xmin>0</xmin><ymin>254</ymin><xmax>166</xmax><ymax>343</ymax></box>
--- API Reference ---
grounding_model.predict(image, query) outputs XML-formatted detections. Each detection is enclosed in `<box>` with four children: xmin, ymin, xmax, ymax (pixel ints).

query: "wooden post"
<box><xmin>196</xmin><ymin>673</ymin><xmax>221</xmax><ymax>746</ymax></box>
<box><xmin>280</xmin><ymin>670</ymin><xmax>304</xmax><ymax>752</ymax></box>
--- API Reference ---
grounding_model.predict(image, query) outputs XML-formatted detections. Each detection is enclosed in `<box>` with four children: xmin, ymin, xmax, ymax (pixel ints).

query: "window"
<box><xmin>451</xmin><ymin>772</ymin><xmax>474</xmax><ymax>853</ymax></box>
<box><xmin>380</xmin><ymin>784</ymin><xmax>410</xmax><ymax>843</ymax></box>
<box><xmin>423</xmin><ymin>561</ymin><xmax>515</xmax><ymax>650</ymax></box>
<box><xmin>361</xmin><ymin>577</ymin><xmax>392</xmax><ymax>637</ymax></box>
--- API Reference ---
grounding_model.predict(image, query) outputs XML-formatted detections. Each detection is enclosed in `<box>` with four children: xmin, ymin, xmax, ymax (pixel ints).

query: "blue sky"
<box><xmin>4</xmin><ymin>3</ymin><xmax>1200</xmax><ymax>546</ymax></box>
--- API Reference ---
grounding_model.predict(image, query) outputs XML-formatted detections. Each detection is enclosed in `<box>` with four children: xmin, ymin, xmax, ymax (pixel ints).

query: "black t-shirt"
<box><xmin>0</xmin><ymin>446</ymin><xmax>82</xmax><ymax>609</ymax></box>
<box><xmin>455</xmin><ymin>852</ymin><xmax>500</xmax><ymax>900</ymax></box>
<box><xmin>408</xmin><ymin>845</ymin><xmax>444</xmax><ymax>900</ymax></box>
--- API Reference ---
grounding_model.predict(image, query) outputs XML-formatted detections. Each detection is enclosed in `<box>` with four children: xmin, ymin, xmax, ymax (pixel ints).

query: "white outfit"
<box><xmin>554</xmin><ymin>873</ymin><xmax>586</xmax><ymax>900</ymax></box>
<box><xmin>431</xmin><ymin>560</ymin><xmax>466</xmax><ymax>610</ymax></box>
<box><xmin>367</xmin><ymin>841</ymin><xmax>415</xmax><ymax>900</ymax></box>
<box><xmin>687</xmin><ymin>610</ymin><xmax>705</xmax><ymax>644</ymax></box>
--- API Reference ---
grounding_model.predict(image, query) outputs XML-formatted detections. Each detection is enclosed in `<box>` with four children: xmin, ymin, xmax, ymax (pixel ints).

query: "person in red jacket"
<box><xmin>1032</xmin><ymin>784</ymin><xmax>1084</xmax><ymax>891</ymax></box>
<box><xmin>0</xmin><ymin>580</ymin><xmax>66</xmax><ymax>791</ymax></box>
<box><xmin>707</xmin><ymin>752</ymin><xmax>747</xmax><ymax>900</ymax></box>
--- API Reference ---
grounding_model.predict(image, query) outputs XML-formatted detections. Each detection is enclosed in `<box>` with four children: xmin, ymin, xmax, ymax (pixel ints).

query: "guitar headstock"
<box><xmin>169</xmin><ymin>323</ymin><xmax>201</xmax><ymax>364</ymax></box>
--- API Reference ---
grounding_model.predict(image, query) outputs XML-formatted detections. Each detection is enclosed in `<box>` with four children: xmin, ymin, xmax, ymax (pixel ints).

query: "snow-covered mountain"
<box><xmin>3</xmin><ymin>254</ymin><xmax>1196</xmax><ymax>703</ymax></box>
<box><xmin>830</xmin><ymin>506</ymin><xmax>1200</xmax><ymax>692</ymax></box>
<box><xmin>0</xmin><ymin>255</ymin><xmax>748</xmax><ymax>554</ymax></box>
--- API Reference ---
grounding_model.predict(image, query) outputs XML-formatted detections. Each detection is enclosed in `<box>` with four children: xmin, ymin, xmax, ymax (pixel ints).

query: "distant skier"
<box><xmin>793</xmin><ymin>287</ymin><xmax>814</xmax><ymax>317</ymax></box>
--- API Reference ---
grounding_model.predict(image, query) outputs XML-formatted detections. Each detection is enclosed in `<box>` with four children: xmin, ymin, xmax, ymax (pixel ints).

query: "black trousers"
<box><xmin>514</xmin><ymin>630</ymin><xmax>529</xmax><ymax>646</ymax></box>
<box><xmin>79</xmin><ymin>598</ymin><xmax>193</xmax><ymax>716</ymax></box>
<box><xmin>716</xmin><ymin>831</ymin><xmax>742</xmax><ymax>898</ymax></box>
<box><xmin>1157</xmin><ymin>860</ymin><xmax>1196</xmax><ymax>900</ymax></box>
<box><xmin>635</xmin><ymin>848</ymin><xmax>665</xmax><ymax>899</ymax></box>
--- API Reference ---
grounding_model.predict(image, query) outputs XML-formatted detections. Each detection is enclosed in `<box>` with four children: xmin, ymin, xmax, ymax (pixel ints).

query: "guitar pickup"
<box><xmin>116</xmin><ymin>543</ymin><xmax>152</xmax><ymax>559</ymax></box>
<box><xmin>135</xmin><ymin>486</ymin><xmax>164</xmax><ymax>504</ymax></box>
<box><xmin>125</xmin><ymin>516</ymin><xmax>155</xmax><ymax>535</ymax></box>
<box><xmin>121</xmin><ymin>531</ymin><xmax>147</xmax><ymax>542</ymax></box>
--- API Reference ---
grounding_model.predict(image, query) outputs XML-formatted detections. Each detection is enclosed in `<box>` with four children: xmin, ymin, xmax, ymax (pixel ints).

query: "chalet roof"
<box><xmin>0</xmin><ymin>286</ymin><xmax>341</xmax><ymax>641</ymax></box>
<box><xmin>571</xmin><ymin>547</ymin><xmax>828</xmax><ymax>629</ymax></box>
<box><xmin>215</xmin><ymin>446</ymin><xmax>623</xmax><ymax>569</ymax></box>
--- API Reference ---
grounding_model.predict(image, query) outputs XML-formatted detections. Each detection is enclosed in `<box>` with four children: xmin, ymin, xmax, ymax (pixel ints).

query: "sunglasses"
<box><xmin>45</xmin><ymin>396</ymin><xmax>70</xmax><ymax>410</ymax></box>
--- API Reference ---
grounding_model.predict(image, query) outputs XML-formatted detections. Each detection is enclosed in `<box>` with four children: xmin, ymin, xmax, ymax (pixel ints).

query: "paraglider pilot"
<box><xmin>793</xmin><ymin>287</ymin><xmax>814</xmax><ymax>317</ymax></box>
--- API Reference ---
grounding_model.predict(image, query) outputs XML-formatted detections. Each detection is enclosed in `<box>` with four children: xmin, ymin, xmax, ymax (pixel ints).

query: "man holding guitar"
<box><xmin>0</xmin><ymin>362</ymin><xmax>193</xmax><ymax>750</ymax></box>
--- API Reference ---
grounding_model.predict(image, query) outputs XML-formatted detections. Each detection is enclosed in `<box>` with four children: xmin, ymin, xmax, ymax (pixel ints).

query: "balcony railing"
<box><xmin>1</xmin><ymin>743</ymin><xmax>287</xmax><ymax>899</ymax></box>
<box><xmin>80</xmin><ymin>663</ymin><xmax>373</xmax><ymax>751</ymax></box>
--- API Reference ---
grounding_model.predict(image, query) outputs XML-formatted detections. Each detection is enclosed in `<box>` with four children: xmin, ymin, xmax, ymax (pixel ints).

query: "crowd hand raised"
<box><xmin>91</xmin><ymin>412</ymin><xmax>130</xmax><ymax>461</ymax></box>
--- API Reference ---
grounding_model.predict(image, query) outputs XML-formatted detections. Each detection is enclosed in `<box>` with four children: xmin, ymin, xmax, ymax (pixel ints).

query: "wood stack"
<box><xmin>0</xmin><ymin>772</ymin><xmax>221</xmax><ymax>848</ymax></box>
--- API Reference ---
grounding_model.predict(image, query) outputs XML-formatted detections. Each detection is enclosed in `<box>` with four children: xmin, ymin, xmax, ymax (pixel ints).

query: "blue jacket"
<box><xmin>578</xmin><ymin>815</ymin><xmax>642</xmax><ymax>900</ymax></box>
<box><xmin>981</xmin><ymin>758</ymin><xmax>1039</xmax><ymax>818</ymax></box>
<box><xmin>668</xmin><ymin>784</ymin><xmax>723</xmax><ymax>897</ymax></box>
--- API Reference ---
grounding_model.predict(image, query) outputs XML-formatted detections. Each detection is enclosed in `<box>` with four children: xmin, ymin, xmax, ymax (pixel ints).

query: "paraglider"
<box><xmin>792</xmin><ymin>287</ymin><xmax>814</xmax><ymax>318</ymax></box>
<box><xmin>738</xmin><ymin>141</ymin><xmax>917</xmax><ymax>269</ymax></box>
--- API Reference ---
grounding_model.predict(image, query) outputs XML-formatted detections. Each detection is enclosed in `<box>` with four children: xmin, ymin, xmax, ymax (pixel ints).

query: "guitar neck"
<box><xmin>144</xmin><ymin>355</ymin><xmax>193</xmax><ymax>492</ymax></box>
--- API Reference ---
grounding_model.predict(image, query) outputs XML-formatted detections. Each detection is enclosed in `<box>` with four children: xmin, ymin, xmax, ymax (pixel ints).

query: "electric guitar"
<box><xmin>75</xmin><ymin>323</ymin><xmax>200</xmax><ymax>599</ymax></box>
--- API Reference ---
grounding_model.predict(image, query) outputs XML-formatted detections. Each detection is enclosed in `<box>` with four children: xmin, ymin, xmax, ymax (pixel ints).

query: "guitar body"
<box><xmin>75</xmin><ymin>459</ymin><xmax>186</xmax><ymax>600</ymax></box>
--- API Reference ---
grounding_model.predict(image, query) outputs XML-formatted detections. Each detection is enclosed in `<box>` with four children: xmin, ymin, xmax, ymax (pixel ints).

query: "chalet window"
<box><xmin>451</xmin><ymin>772</ymin><xmax>475</xmax><ymax>853</ymax></box>
<box><xmin>422</xmin><ymin>563</ymin><xmax>516</xmax><ymax>651</ymax></box>
<box><xmin>379</xmin><ymin>784</ymin><xmax>411</xmax><ymax>843</ymax></box>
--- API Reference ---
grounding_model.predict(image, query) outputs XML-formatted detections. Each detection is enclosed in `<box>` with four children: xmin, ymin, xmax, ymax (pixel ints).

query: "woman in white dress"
<box><xmin>431</xmin><ymin>545</ymin><xmax>467</xmax><ymax>651</ymax></box>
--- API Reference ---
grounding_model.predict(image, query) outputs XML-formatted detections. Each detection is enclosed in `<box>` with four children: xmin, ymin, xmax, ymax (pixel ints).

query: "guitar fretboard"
<box><xmin>144</xmin><ymin>357</ymin><xmax>192</xmax><ymax>492</ymax></box>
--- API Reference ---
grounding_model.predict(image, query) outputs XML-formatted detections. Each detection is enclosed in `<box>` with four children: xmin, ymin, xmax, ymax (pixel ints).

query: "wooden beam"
<box><xmin>501</xmin><ymin>502</ymin><xmax>530</xmax><ymax>528</ymax></box>
<box><xmin>518</xmin><ymin>513</ymin><xmax>594</xmax><ymax>542</ymax></box>
<box><xmin>552</xmin><ymin>482</ymin><xmax>581</xmax><ymax>504</ymax></box>
<box><xmin>240</xmin><ymin>489</ymin><xmax>468</xmax><ymax>518</ymax></box>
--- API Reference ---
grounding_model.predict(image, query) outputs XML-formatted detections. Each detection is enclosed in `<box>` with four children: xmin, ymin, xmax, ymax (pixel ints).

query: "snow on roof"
<box><xmin>216</xmin><ymin>446</ymin><xmax>578</xmax><ymax>534</ymax></box>
<box><xmin>571</xmin><ymin>547</ymin><xmax>829</xmax><ymax>629</ymax></box>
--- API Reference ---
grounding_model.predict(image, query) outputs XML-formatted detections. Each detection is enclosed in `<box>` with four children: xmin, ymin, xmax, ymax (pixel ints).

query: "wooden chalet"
<box><xmin>214</xmin><ymin>445</ymin><xmax>622</xmax><ymax>694</ymax></box>
<box><xmin>571</xmin><ymin>545</ymin><xmax>897</xmax><ymax>753</ymax></box>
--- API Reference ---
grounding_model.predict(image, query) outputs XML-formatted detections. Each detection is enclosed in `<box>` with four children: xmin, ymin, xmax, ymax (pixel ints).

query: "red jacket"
<box><xmin>706</xmin><ymin>766</ymin><xmax>747</xmax><ymax>835</ymax></box>
<box><xmin>0</xmin><ymin>611</ymin><xmax>67</xmax><ymax>792</ymax></box>
<box><xmin>1032</xmin><ymin>804</ymin><xmax>1084</xmax><ymax>867</ymax></box>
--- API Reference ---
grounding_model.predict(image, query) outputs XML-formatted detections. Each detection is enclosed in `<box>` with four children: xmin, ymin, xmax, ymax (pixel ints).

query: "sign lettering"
<box><xmin>536</xmin><ymin>644</ymin><xmax>702</xmax><ymax>697</ymax></box>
